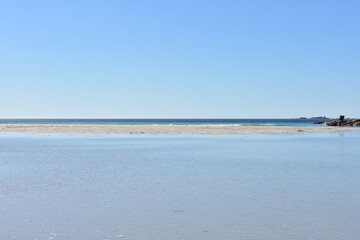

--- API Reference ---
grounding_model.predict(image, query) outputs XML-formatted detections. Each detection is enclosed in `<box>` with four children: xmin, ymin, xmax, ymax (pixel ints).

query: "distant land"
<box><xmin>295</xmin><ymin>116</ymin><xmax>330</xmax><ymax>120</ymax></box>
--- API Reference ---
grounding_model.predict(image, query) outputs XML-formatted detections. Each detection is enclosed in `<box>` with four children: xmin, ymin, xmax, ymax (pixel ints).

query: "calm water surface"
<box><xmin>0</xmin><ymin>118</ymin><xmax>326</xmax><ymax>126</ymax></box>
<box><xmin>0</xmin><ymin>132</ymin><xmax>360</xmax><ymax>240</ymax></box>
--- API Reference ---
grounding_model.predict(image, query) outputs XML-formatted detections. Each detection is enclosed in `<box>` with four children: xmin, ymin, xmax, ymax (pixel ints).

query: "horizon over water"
<box><xmin>0</xmin><ymin>118</ymin><xmax>328</xmax><ymax>126</ymax></box>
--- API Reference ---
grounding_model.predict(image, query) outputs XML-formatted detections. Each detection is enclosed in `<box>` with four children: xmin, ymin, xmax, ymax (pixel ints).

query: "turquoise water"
<box><xmin>1</xmin><ymin>132</ymin><xmax>360</xmax><ymax>240</ymax></box>
<box><xmin>0</xmin><ymin>118</ymin><xmax>326</xmax><ymax>126</ymax></box>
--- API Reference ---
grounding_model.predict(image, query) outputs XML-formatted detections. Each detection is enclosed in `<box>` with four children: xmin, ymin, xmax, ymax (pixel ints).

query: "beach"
<box><xmin>0</xmin><ymin>123</ymin><xmax>359</xmax><ymax>134</ymax></box>
<box><xmin>2</xmin><ymin>0</ymin><xmax>358</xmax><ymax>239</ymax></box>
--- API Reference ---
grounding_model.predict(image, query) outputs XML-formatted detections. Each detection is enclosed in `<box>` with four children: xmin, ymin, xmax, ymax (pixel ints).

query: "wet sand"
<box><xmin>0</xmin><ymin>124</ymin><xmax>359</xmax><ymax>134</ymax></box>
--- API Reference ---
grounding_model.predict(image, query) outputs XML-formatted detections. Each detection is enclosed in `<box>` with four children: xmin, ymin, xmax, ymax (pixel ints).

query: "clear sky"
<box><xmin>0</xmin><ymin>0</ymin><xmax>359</xmax><ymax>118</ymax></box>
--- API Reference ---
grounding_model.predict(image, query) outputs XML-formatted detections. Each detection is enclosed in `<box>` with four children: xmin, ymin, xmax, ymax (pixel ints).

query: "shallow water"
<box><xmin>1</xmin><ymin>132</ymin><xmax>360</xmax><ymax>240</ymax></box>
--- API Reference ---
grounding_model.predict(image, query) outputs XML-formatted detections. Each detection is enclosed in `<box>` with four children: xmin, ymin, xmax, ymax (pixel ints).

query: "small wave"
<box><xmin>172</xmin><ymin>124</ymin><xmax>244</xmax><ymax>126</ymax></box>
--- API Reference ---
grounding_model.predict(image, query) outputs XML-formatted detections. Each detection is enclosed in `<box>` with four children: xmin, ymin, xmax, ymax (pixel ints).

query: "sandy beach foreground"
<box><xmin>0</xmin><ymin>124</ymin><xmax>359</xmax><ymax>135</ymax></box>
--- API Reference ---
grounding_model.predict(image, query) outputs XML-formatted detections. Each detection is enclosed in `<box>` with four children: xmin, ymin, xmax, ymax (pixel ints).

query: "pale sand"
<box><xmin>0</xmin><ymin>124</ymin><xmax>359</xmax><ymax>135</ymax></box>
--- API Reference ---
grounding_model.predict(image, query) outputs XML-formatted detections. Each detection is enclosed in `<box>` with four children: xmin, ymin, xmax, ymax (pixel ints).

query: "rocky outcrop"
<box><xmin>314</xmin><ymin>119</ymin><xmax>360</xmax><ymax>127</ymax></box>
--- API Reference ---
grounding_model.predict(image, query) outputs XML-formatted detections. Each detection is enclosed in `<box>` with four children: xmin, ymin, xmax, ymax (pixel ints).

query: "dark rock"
<box><xmin>314</xmin><ymin>119</ymin><xmax>360</xmax><ymax>127</ymax></box>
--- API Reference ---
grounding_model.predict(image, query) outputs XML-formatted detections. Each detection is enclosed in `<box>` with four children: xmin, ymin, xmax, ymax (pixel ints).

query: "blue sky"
<box><xmin>0</xmin><ymin>0</ymin><xmax>359</xmax><ymax>118</ymax></box>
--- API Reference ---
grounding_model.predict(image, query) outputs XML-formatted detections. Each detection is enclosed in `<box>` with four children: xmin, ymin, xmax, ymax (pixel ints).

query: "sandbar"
<box><xmin>0</xmin><ymin>124</ymin><xmax>359</xmax><ymax>135</ymax></box>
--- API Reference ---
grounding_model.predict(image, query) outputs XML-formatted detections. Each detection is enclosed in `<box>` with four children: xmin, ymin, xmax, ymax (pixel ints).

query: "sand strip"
<box><xmin>0</xmin><ymin>124</ymin><xmax>359</xmax><ymax>135</ymax></box>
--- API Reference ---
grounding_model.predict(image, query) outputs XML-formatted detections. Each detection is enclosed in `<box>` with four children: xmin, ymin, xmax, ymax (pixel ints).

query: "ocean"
<box><xmin>0</xmin><ymin>118</ymin><xmax>326</xmax><ymax>126</ymax></box>
<box><xmin>1</xmin><ymin>132</ymin><xmax>359</xmax><ymax>240</ymax></box>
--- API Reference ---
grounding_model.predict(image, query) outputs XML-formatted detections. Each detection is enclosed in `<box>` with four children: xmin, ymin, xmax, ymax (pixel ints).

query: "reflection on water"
<box><xmin>1</xmin><ymin>133</ymin><xmax>360</xmax><ymax>240</ymax></box>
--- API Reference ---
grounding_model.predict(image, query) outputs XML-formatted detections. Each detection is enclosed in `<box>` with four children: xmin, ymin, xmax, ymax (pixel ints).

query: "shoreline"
<box><xmin>0</xmin><ymin>124</ymin><xmax>359</xmax><ymax>135</ymax></box>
